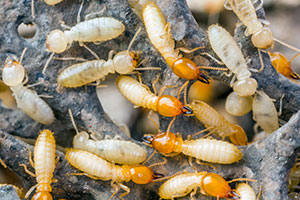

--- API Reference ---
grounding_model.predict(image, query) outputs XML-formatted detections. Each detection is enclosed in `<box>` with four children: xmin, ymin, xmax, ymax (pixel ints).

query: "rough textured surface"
<box><xmin>0</xmin><ymin>0</ymin><xmax>300</xmax><ymax>199</ymax></box>
<box><xmin>0</xmin><ymin>184</ymin><xmax>22</xmax><ymax>200</ymax></box>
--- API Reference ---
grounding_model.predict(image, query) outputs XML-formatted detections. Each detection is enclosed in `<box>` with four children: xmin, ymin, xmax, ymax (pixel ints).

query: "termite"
<box><xmin>44</xmin><ymin>0</ymin><xmax>64</xmax><ymax>5</ymax></box>
<box><xmin>66</xmin><ymin>148</ymin><xmax>163</xmax><ymax>199</ymax></box>
<box><xmin>116</xmin><ymin>75</ymin><xmax>193</xmax><ymax>117</ymax></box>
<box><xmin>19</xmin><ymin>129</ymin><xmax>56</xmax><ymax>200</ymax></box>
<box><xmin>143</xmin><ymin>131</ymin><xmax>242</xmax><ymax>164</ymax></box>
<box><xmin>208</xmin><ymin>24</ymin><xmax>257</xmax><ymax>97</ymax></box>
<box><xmin>2</xmin><ymin>50</ymin><xmax>55</xmax><ymax>125</ymax></box>
<box><xmin>158</xmin><ymin>172</ymin><xmax>247</xmax><ymax>199</ymax></box>
<box><xmin>235</xmin><ymin>183</ymin><xmax>257</xmax><ymax>200</ymax></box>
<box><xmin>252</xmin><ymin>90</ymin><xmax>279</xmax><ymax>134</ymax></box>
<box><xmin>225</xmin><ymin>91</ymin><xmax>253</xmax><ymax>116</ymax></box>
<box><xmin>69</xmin><ymin>109</ymin><xmax>147</xmax><ymax>164</ymax></box>
<box><xmin>142</xmin><ymin>2</ymin><xmax>211</xmax><ymax>83</ymax></box>
<box><xmin>190</xmin><ymin>100</ymin><xmax>248</xmax><ymax>145</ymax></box>
<box><xmin>128</xmin><ymin>0</ymin><xmax>149</xmax><ymax>18</ymax></box>
<box><xmin>188</xmin><ymin>80</ymin><xmax>214</xmax><ymax>103</ymax></box>
<box><xmin>268</xmin><ymin>51</ymin><xmax>300</xmax><ymax>80</ymax></box>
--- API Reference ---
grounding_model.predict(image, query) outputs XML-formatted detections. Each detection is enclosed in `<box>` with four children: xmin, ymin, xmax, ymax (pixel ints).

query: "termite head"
<box><xmin>2</xmin><ymin>57</ymin><xmax>25</xmax><ymax>86</ymax></box>
<box><xmin>170</xmin><ymin>58</ymin><xmax>210</xmax><ymax>83</ymax></box>
<box><xmin>251</xmin><ymin>27</ymin><xmax>274</xmax><ymax>49</ymax></box>
<box><xmin>233</xmin><ymin>78</ymin><xmax>257</xmax><ymax>97</ymax></box>
<box><xmin>202</xmin><ymin>173</ymin><xmax>238</xmax><ymax>199</ymax></box>
<box><xmin>32</xmin><ymin>192</ymin><xmax>53</xmax><ymax>200</ymax></box>
<box><xmin>130</xmin><ymin>165</ymin><xmax>162</xmax><ymax>184</ymax></box>
<box><xmin>46</xmin><ymin>30</ymin><xmax>68</xmax><ymax>53</ymax></box>
<box><xmin>157</xmin><ymin>95</ymin><xmax>193</xmax><ymax>117</ymax></box>
<box><xmin>113</xmin><ymin>51</ymin><xmax>139</xmax><ymax>74</ymax></box>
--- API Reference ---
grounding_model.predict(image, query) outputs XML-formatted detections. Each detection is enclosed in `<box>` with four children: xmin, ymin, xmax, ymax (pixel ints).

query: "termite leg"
<box><xmin>19</xmin><ymin>164</ymin><xmax>36</xmax><ymax>177</ymax></box>
<box><xmin>22</xmin><ymin>73</ymin><xmax>29</xmax><ymax>85</ymax></box>
<box><xmin>108</xmin><ymin>50</ymin><xmax>115</xmax><ymax>60</ymax></box>
<box><xmin>0</xmin><ymin>158</ymin><xmax>7</xmax><ymax>168</ymax></box>
<box><xmin>223</xmin><ymin>0</ymin><xmax>233</xmax><ymax>10</ymax></box>
<box><xmin>152</xmin><ymin>74</ymin><xmax>160</xmax><ymax>96</ymax></box>
<box><xmin>189</xmin><ymin>188</ymin><xmax>197</xmax><ymax>200</ymax></box>
<box><xmin>190</xmin><ymin>127</ymin><xmax>214</xmax><ymax>139</ymax></box>
<box><xmin>147</xmin><ymin>110</ymin><xmax>160</xmax><ymax>131</ymax></box>
<box><xmin>38</xmin><ymin>94</ymin><xmax>54</xmax><ymax>98</ymax></box>
<box><xmin>59</xmin><ymin>21</ymin><xmax>72</xmax><ymax>30</ymax></box>
<box><xmin>84</xmin><ymin>6</ymin><xmax>107</xmax><ymax>21</ymax></box>
<box><xmin>26</xmin><ymin>146</ymin><xmax>34</xmax><ymax>168</ymax></box>
<box><xmin>19</xmin><ymin>48</ymin><xmax>28</xmax><ymax>65</ymax></box>
<box><xmin>42</xmin><ymin>52</ymin><xmax>55</xmax><ymax>75</ymax></box>
<box><xmin>25</xmin><ymin>184</ymin><xmax>38</xmax><ymax>199</ymax></box>
<box><xmin>195</xmin><ymin>159</ymin><xmax>216</xmax><ymax>170</ymax></box>
<box><xmin>53</xmin><ymin>56</ymin><xmax>88</xmax><ymax>62</ymax></box>
<box><xmin>66</xmin><ymin>172</ymin><xmax>101</xmax><ymax>180</ymax></box>
<box><xmin>142</xmin><ymin>150</ymin><xmax>156</xmax><ymax>165</ymax></box>
<box><xmin>55</xmin><ymin>155</ymin><xmax>60</xmax><ymax>164</ymax></box>
<box><xmin>79</xmin><ymin>42</ymin><xmax>100</xmax><ymax>60</ymax></box>
<box><xmin>200</xmin><ymin>52</ymin><xmax>224</xmax><ymax>65</ymax></box>
<box><xmin>176</xmin><ymin>46</ymin><xmax>205</xmax><ymax>54</ymax></box>
<box><xmin>27</xmin><ymin>80</ymin><xmax>44</xmax><ymax>88</ymax></box>
<box><xmin>118</xmin><ymin>183</ymin><xmax>130</xmax><ymax>198</ymax></box>
<box><xmin>256</xmin><ymin>49</ymin><xmax>265</xmax><ymax>72</ymax></box>
<box><xmin>229</xmin><ymin>75</ymin><xmax>237</xmax><ymax>87</ymax></box>
<box><xmin>278</xmin><ymin>94</ymin><xmax>285</xmax><ymax>116</ymax></box>
<box><xmin>108</xmin><ymin>182</ymin><xmax>120</xmax><ymax>200</ymax></box>
<box><xmin>188</xmin><ymin>157</ymin><xmax>198</xmax><ymax>172</ymax></box>
<box><xmin>77</xmin><ymin>0</ymin><xmax>85</xmax><ymax>23</ymax></box>
<box><xmin>166</xmin><ymin>117</ymin><xmax>176</xmax><ymax>134</ymax></box>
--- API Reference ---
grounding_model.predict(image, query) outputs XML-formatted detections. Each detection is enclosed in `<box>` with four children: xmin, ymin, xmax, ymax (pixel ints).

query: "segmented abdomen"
<box><xmin>227</xmin><ymin>0</ymin><xmax>263</xmax><ymax>35</ymax></box>
<box><xmin>116</xmin><ymin>76</ymin><xmax>158</xmax><ymax>111</ymax></box>
<box><xmin>34</xmin><ymin>130</ymin><xmax>56</xmax><ymax>185</ymax></box>
<box><xmin>181</xmin><ymin>138</ymin><xmax>242</xmax><ymax>164</ymax></box>
<box><xmin>65</xmin><ymin>17</ymin><xmax>125</xmax><ymax>42</ymax></box>
<box><xmin>57</xmin><ymin>60</ymin><xmax>113</xmax><ymax>87</ymax></box>
<box><xmin>236</xmin><ymin>183</ymin><xmax>256</xmax><ymax>200</ymax></box>
<box><xmin>208</xmin><ymin>24</ymin><xmax>250</xmax><ymax>80</ymax></box>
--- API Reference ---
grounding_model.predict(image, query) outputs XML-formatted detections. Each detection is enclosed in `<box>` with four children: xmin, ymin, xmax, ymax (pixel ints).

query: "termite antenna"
<box><xmin>273</xmin><ymin>38</ymin><xmax>300</xmax><ymax>54</ymax></box>
<box><xmin>257</xmin><ymin>49</ymin><xmax>265</xmax><ymax>72</ymax></box>
<box><xmin>142</xmin><ymin>150</ymin><xmax>156</xmax><ymax>165</ymax></box>
<box><xmin>166</xmin><ymin>117</ymin><xmax>176</xmax><ymax>134</ymax></box>
<box><xmin>227</xmin><ymin>178</ymin><xmax>257</xmax><ymax>184</ymax></box>
<box><xmin>127</xmin><ymin>27</ymin><xmax>142</xmax><ymax>54</ymax></box>
<box><xmin>148</xmin><ymin>158</ymin><xmax>167</xmax><ymax>168</ymax></box>
<box><xmin>42</xmin><ymin>52</ymin><xmax>55</xmax><ymax>75</ymax></box>
<box><xmin>68</xmin><ymin>109</ymin><xmax>79</xmax><ymax>134</ymax></box>
<box><xmin>290</xmin><ymin>52</ymin><xmax>300</xmax><ymax>63</ymax></box>
<box><xmin>19</xmin><ymin>47</ymin><xmax>28</xmax><ymax>65</ymax></box>
<box><xmin>198</xmin><ymin>66</ymin><xmax>228</xmax><ymax>71</ymax></box>
<box><xmin>31</xmin><ymin>0</ymin><xmax>35</xmax><ymax>19</ymax></box>
<box><xmin>24</xmin><ymin>183</ymin><xmax>38</xmax><ymax>199</ymax></box>
<box><xmin>152</xmin><ymin>170</ymin><xmax>184</xmax><ymax>182</ymax></box>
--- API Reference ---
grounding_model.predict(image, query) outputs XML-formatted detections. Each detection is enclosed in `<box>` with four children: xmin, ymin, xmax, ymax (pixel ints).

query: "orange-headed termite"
<box><xmin>225</xmin><ymin>91</ymin><xmax>253</xmax><ymax>116</ymax></box>
<box><xmin>208</xmin><ymin>24</ymin><xmax>257</xmax><ymax>97</ymax></box>
<box><xmin>2</xmin><ymin>51</ymin><xmax>55</xmax><ymax>125</ymax></box>
<box><xmin>66</xmin><ymin>148</ymin><xmax>163</xmax><ymax>199</ymax></box>
<box><xmin>20</xmin><ymin>129</ymin><xmax>56</xmax><ymax>200</ymax></box>
<box><xmin>143</xmin><ymin>131</ymin><xmax>242</xmax><ymax>164</ymax></box>
<box><xmin>235</xmin><ymin>183</ymin><xmax>257</xmax><ymax>200</ymax></box>
<box><xmin>190</xmin><ymin>100</ymin><xmax>248</xmax><ymax>145</ymax></box>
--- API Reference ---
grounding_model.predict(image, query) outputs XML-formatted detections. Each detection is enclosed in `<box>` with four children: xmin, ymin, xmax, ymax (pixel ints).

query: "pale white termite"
<box><xmin>225</xmin><ymin>91</ymin><xmax>253</xmax><ymax>116</ymax></box>
<box><xmin>252</xmin><ymin>90</ymin><xmax>279</xmax><ymax>134</ymax></box>
<box><xmin>208</xmin><ymin>24</ymin><xmax>257</xmax><ymax>97</ymax></box>
<box><xmin>235</xmin><ymin>183</ymin><xmax>257</xmax><ymax>200</ymax></box>
<box><xmin>69</xmin><ymin>109</ymin><xmax>147</xmax><ymax>164</ymax></box>
<box><xmin>2</xmin><ymin>56</ymin><xmax>55</xmax><ymax>125</ymax></box>
<box><xmin>46</xmin><ymin>17</ymin><xmax>125</xmax><ymax>54</ymax></box>
<box><xmin>128</xmin><ymin>0</ymin><xmax>149</xmax><ymax>18</ymax></box>
<box><xmin>20</xmin><ymin>129</ymin><xmax>56</xmax><ymax>200</ymax></box>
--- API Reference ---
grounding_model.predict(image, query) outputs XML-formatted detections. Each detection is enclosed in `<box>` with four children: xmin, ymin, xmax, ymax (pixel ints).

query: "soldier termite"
<box><xmin>66</xmin><ymin>148</ymin><xmax>163</xmax><ymax>199</ymax></box>
<box><xmin>225</xmin><ymin>91</ymin><xmax>253</xmax><ymax>116</ymax></box>
<box><xmin>207</xmin><ymin>24</ymin><xmax>258</xmax><ymax>97</ymax></box>
<box><xmin>2</xmin><ymin>50</ymin><xmax>55</xmax><ymax>125</ymax></box>
<box><xmin>143</xmin><ymin>130</ymin><xmax>242</xmax><ymax>164</ymax></box>
<box><xmin>268</xmin><ymin>52</ymin><xmax>300</xmax><ymax>81</ymax></box>
<box><xmin>190</xmin><ymin>100</ymin><xmax>248</xmax><ymax>145</ymax></box>
<box><xmin>158</xmin><ymin>172</ymin><xmax>253</xmax><ymax>199</ymax></box>
<box><xmin>19</xmin><ymin>129</ymin><xmax>57</xmax><ymax>200</ymax></box>
<box><xmin>69</xmin><ymin>109</ymin><xmax>147</xmax><ymax>165</ymax></box>
<box><xmin>252</xmin><ymin>90</ymin><xmax>279</xmax><ymax>134</ymax></box>
<box><xmin>235</xmin><ymin>183</ymin><xmax>257</xmax><ymax>200</ymax></box>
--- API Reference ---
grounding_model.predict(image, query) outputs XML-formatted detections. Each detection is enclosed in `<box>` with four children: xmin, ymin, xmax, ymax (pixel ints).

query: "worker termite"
<box><xmin>2</xmin><ymin>50</ymin><xmax>55</xmax><ymax>125</ymax></box>
<box><xmin>268</xmin><ymin>51</ymin><xmax>300</xmax><ymax>81</ymax></box>
<box><xmin>208</xmin><ymin>24</ymin><xmax>257</xmax><ymax>97</ymax></box>
<box><xmin>252</xmin><ymin>90</ymin><xmax>279</xmax><ymax>134</ymax></box>
<box><xmin>190</xmin><ymin>100</ymin><xmax>248</xmax><ymax>145</ymax></box>
<box><xmin>66</xmin><ymin>148</ymin><xmax>163</xmax><ymax>199</ymax></box>
<box><xmin>69</xmin><ymin>109</ymin><xmax>147</xmax><ymax>164</ymax></box>
<box><xmin>143</xmin><ymin>130</ymin><xmax>242</xmax><ymax>164</ymax></box>
<box><xmin>235</xmin><ymin>183</ymin><xmax>257</xmax><ymax>200</ymax></box>
<box><xmin>19</xmin><ymin>129</ymin><xmax>57</xmax><ymax>200</ymax></box>
<box><xmin>142</xmin><ymin>2</ymin><xmax>212</xmax><ymax>83</ymax></box>
<box><xmin>158</xmin><ymin>172</ymin><xmax>252</xmax><ymax>199</ymax></box>
<box><xmin>225</xmin><ymin>91</ymin><xmax>253</xmax><ymax>116</ymax></box>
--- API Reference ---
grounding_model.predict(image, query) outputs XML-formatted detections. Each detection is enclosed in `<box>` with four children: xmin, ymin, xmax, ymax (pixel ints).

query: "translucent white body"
<box><xmin>44</xmin><ymin>0</ymin><xmax>63</xmax><ymax>5</ymax></box>
<box><xmin>2</xmin><ymin>58</ymin><xmax>55</xmax><ymax>125</ymax></box>
<box><xmin>252</xmin><ymin>91</ymin><xmax>279</xmax><ymax>133</ymax></box>
<box><xmin>128</xmin><ymin>0</ymin><xmax>149</xmax><ymax>18</ymax></box>
<box><xmin>57</xmin><ymin>51</ymin><xmax>138</xmax><ymax>87</ymax></box>
<box><xmin>208</xmin><ymin>24</ymin><xmax>257</xmax><ymax>96</ymax></box>
<box><xmin>236</xmin><ymin>183</ymin><xmax>256</xmax><ymax>200</ymax></box>
<box><xmin>73</xmin><ymin>132</ymin><xmax>147</xmax><ymax>164</ymax></box>
<box><xmin>225</xmin><ymin>91</ymin><xmax>253</xmax><ymax>116</ymax></box>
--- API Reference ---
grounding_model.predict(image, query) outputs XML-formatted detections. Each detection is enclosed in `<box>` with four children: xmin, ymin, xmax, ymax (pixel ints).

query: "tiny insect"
<box><xmin>143</xmin><ymin>131</ymin><xmax>242</xmax><ymax>164</ymax></box>
<box><xmin>2</xmin><ymin>53</ymin><xmax>55</xmax><ymax>125</ymax></box>
<box><xmin>66</xmin><ymin>148</ymin><xmax>163</xmax><ymax>199</ymax></box>
<box><xmin>268</xmin><ymin>51</ymin><xmax>300</xmax><ymax>80</ymax></box>
<box><xmin>20</xmin><ymin>129</ymin><xmax>56</xmax><ymax>200</ymax></box>
<box><xmin>142</xmin><ymin>2</ymin><xmax>210</xmax><ymax>83</ymax></box>
<box><xmin>190</xmin><ymin>100</ymin><xmax>248</xmax><ymax>145</ymax></box>
<box><xmin>158</xmin><ymin>172</ymin><xmax>240</xmax><ymax>199</ymax></box>
<box><xmin>116</xmin><ymin>75</ymin><xmax>193</xmax><ymax>117</ymax></box>
<box><xmin>225</xmin><ymin>91</ymin><xmax>253</xmax><ymax>116</ymax></box>
<box><xmin>235</xmin><ymin>183</ymin><xmax>257</xmax><ymax>200</ymax></box>
<box><xmin>208</xmin><ymin>24</ymin><xmax>257</xmax><ymax>97</ymax></box>
<box><xmin>69</xmin><ymin>109</ymin><xmax>147</xmax><ymax>164</ymax></box>
<box><xmin>252</xmin><ymin>90</ymin><xmax>279</xmax><ymax>134</ymax></box>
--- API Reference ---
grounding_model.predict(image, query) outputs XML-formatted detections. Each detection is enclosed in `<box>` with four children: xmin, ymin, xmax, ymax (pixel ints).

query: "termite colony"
<box><xmin>0</xmin><ymin>0</ymin><xmax>300</xmax><ymax>199</ymax></box>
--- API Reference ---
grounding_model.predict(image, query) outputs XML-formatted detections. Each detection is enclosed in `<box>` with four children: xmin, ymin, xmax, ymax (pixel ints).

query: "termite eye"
<box><xmin>181</xmin><ymin>106</ymin><xmax>193</xmax><ymax>115</ymax></box>
<box><xmin>199</xmin><ymin>73</ymin><xmax>210</xmax><ymax>84</ymax></box>
<box><xmin>142</xmin><ymin>135</ymin><xmax>154</xmax><ymax>144</ymax></box>
<box><xmin>153</xmin><ymin>172</ymin><xmax>164</xmax><ymax>179</ymax></box>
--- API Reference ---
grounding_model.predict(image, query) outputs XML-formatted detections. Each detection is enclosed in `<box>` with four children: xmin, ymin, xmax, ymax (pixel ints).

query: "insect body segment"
<box><xmin>2</xmin><ymin>57</ymin><xmax>55</xmax><ymax>125</ymax></box>
<box><xmin>143</xmin><ymin>131</ymin><xmax>242</xmax><ymax>164</ymax></box>
<box><xmin>142</xmin><ymin>2</ymin><xmax>209</xmax><ymax>83</ymax></box>
<box><xmin>57</xmin><ymin>51</ymin><xmax>139</xmax><ymax>88</ymax></box>
<box><xmin>116</xmin><ymin>76</ymin><xmax>192</xmax><ymax>117</ymax></box>
<box><xmin>46</xmin><ymin>17</ymin><xmax>125</xmax><ymax>53</ymax></box>
<box><xmin>190</xmin><ymin>100</ymin><xmax>248</xmax><ymax>145</ymax></box>
<box><xmin>225</xmin><ymin>91</ymin><xmax>253</xmax><ymax>116</ymax></box>
<box><xmin>208</xmin><ymin>24</ymin><xmax>257</xmax><ymax>96</ymax></box>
